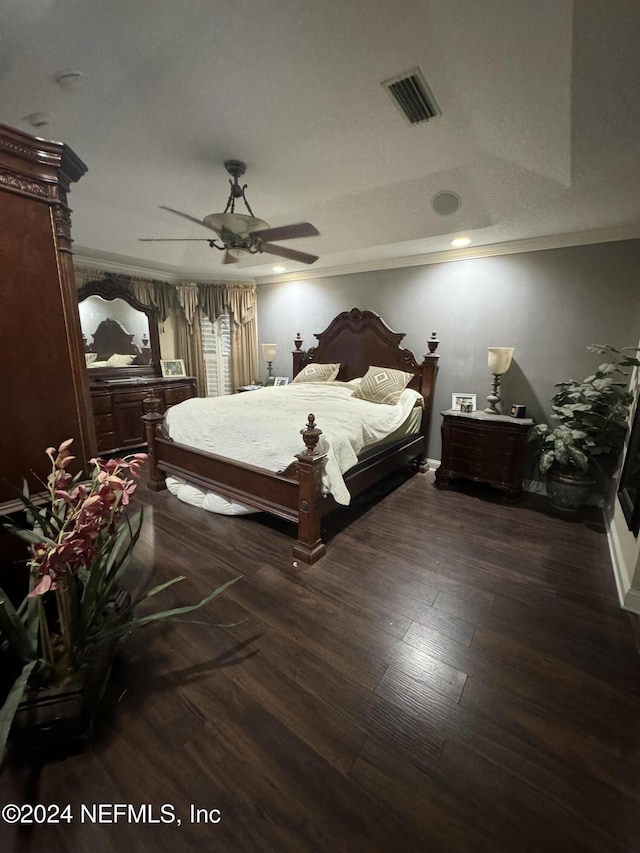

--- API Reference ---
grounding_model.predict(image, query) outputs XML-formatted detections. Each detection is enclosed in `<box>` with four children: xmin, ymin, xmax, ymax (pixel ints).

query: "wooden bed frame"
<box><xmin>142</xmin><ymin>308</ymin><xmax>440</xmax><ymax>564</ymax></box>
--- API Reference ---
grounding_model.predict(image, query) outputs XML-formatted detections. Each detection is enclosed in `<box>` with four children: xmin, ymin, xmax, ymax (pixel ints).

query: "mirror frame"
<box><xmin>78</xmin><ymin>279</ymin><xmax>161</xmax><ymax>380</ymax></box>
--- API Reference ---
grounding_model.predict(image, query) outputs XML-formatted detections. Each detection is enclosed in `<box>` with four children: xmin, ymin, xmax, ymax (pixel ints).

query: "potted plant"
<box><xmin>0</xmin><ymin>439</ymin><xmax>240</xmax><ymax>763</ymax></box>
<box><xmin>529</xmin><ymin>344</ymin><xmax>640</xmax><ymax>511</ymax></box>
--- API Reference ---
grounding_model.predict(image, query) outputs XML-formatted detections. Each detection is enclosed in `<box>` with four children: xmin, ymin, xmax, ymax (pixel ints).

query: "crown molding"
<box><xmin>71</xmin><ymin>246</ymin><xmax>257</xmax><ymax>284</ymax></box>
<box><xmin>73</xmin><ymin>224</ymin><xmax>640</xmax><ymax>287</ymax></box>
<box><xmin>254</xmin><ymin>225</ymin><xmax>640</xmax><ymax>284</ymax></box>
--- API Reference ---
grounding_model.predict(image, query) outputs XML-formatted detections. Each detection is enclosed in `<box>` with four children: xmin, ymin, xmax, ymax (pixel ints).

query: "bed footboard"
<box><xmin>143</xmin><ymin>397</ymin><xmax>328</xmax><ymax>564</ymax></box>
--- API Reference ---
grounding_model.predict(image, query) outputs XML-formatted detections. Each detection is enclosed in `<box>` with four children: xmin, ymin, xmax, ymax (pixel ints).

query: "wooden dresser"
<box><xmin>90</xmin><ymin>376</ymin><xmax>197</xmax><ymax>454</ymax></box>
<box><xmin>435</xmin><ymin>409</ymin><xmax>534</xmax><ymax>502</ymax></box>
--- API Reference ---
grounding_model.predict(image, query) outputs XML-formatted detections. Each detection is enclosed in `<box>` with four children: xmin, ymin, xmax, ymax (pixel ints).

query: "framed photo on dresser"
<box><xmin>160</xmin><ymin>359</ymin><xmax>187</xmax><ymax>378</ymax></box>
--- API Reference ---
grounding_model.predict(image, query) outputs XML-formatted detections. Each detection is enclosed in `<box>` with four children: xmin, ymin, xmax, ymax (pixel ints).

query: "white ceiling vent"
<box><xmin>382</xmin><ymin>68</ymin><xmax>440</xmax><ymax>125</ymax></box>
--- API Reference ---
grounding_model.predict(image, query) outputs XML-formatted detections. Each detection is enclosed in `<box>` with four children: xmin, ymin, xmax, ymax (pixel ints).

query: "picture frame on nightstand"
<box><xmin>274</xmin><ymin>376</ymin><xmax>290</xmax><ymax>386</ymax></box>
<box><xmin>452</xmin><ymin>392</ymin><xmax>476</xmax><ymax>413</ymax></box>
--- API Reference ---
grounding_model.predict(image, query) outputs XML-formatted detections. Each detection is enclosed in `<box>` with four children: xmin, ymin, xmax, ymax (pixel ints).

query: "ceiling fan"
<box><xmin>140</xmin><ymin>159</ymin><xmax>320</xmax><ymax>265</ymax></box>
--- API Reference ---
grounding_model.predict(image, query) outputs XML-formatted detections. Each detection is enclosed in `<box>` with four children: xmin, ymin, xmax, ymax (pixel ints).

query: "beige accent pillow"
<box><xmin>352</xmin><ymin>365</ymin><xmax>413</xmax><ymax>405</ymax></box>
<box><xmin>107</xmin><ymin>352</ymin><xmax>136</xmax><ymax>366</ymax></box>
<box><xmin>292</xmin><ymin>362</ymin><xmax>340</xmax><ymax>383</ymax></box>
<box><xmin>85</xmin><ymin>352</ymin><xmax>98</xmax><ymax>366</ymax></box>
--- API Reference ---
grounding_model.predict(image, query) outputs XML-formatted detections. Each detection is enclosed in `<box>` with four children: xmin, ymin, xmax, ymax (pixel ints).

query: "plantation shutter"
<box><xmin>201</xmin><ymin>310</ymin><xmax>232</xmax><ymax>397</ymax></box>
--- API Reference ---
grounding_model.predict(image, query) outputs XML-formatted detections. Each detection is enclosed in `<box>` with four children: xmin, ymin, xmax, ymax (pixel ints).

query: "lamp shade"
<box><xmin>487</xmin><ymin>347</ymin><xmax>514</xmax><ymax>375</ymax></box>
<box><xmin>261</xmin><ymin>343</ymin><xmax>277</xmax><ymax>362</ymax></box>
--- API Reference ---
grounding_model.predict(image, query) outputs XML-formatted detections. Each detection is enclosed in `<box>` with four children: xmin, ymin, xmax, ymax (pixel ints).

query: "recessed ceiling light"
<box><xmin>272</xmin><ymin>265</ymin><xmax>286</xmax><ymax>273</ymax></box>
<box><xmin>451</xmin><ymin>237</ymin><xmax>472</xmax><ymax>247</ymax></box>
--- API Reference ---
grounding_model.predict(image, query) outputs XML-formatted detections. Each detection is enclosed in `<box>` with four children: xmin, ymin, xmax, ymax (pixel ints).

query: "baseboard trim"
<box><xmin>606</xmin><ymin>519</ymin><xmax>631</xmax><ymax>609</ymax></box>
<box><xmin>623</xmin><ymin>588</ymin><xmax>640</xmax><ymax>615</ymax></box>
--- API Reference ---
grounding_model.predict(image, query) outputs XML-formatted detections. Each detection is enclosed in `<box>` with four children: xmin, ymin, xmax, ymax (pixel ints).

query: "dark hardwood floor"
<box><xmin>2</xmin><ymin>469</ymin><xmax>640</xmax><ymax>852</ymax></box>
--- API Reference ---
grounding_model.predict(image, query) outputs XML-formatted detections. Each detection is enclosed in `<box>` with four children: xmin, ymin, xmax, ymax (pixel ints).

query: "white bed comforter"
<box><xmin>164</xmin><ymin>381</ymin><xmax>422</xmax><ymax>507</ymax></box>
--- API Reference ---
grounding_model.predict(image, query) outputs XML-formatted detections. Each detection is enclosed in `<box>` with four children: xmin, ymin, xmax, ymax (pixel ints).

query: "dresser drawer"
<box><xmin>164</xmin><ymin>385</ymin><xmax>194</xmax><ymax>407</ymax></box>
<box><xmin>92</xmin><ymin>394</ymin><xmax>113</xmax><ymax>415</ymax></box>
<box><xmin>112</xmin><ymin>389</ymin><xmax>149</xmax><ymax>406</ymax></box>
<box><xmin>94</xmin><ymin>413</ymin><xmax>114</xmax><ymax>435</ymax></box>
<box><xmin>96</xmin><ymin>431</ymin><xmax>117</xmax><ymax>453</ymax></box>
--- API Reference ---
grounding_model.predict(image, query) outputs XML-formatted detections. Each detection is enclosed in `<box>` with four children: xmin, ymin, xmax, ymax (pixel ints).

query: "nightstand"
<box><xmin>435</xmin><ymin>409</ymin><xmax>534</xmax><ymax>502</ymax></box>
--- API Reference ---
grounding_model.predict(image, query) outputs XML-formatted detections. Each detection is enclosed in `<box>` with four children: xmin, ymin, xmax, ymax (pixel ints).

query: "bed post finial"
<box><xmin>427</xmin><ymin>331</ymin><xmax>439</xmax><ymax>354</ymax></box>
<box><xmin>300</xmin><ymin>413</ymin><xmax>322</xmax><ymax>455</ymax></box>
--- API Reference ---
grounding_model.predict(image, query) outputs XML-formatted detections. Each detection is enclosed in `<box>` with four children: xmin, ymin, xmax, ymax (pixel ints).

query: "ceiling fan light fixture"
<box><xmin>203</xmin><ymin>212</ymin><xmax>269</xmax><ymax>238</ymax></box>
<box><xmin>225</xmin><ymin>246</ymin><xmax>248</xmax><ymax>260</ymax></box>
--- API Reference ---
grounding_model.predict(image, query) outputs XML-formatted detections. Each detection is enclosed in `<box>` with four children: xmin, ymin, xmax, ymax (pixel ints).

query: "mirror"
<box><xmin>77</xmin><ymin>279</ymin><xmax>160</xmax><ymax>379</ymax></box>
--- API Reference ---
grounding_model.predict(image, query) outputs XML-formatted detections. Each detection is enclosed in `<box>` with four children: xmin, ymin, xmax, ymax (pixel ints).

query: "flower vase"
<box><xmin>11</xmin><ymin>590</ymin><xmax>131</xmax><ymax>756</ymax></box>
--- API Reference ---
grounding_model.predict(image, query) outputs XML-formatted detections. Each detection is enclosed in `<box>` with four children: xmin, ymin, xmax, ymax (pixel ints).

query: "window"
<box><xmin>201</xmin><ymin>311</ymin><xmax>231</xmax><ymax>397</ymax></box>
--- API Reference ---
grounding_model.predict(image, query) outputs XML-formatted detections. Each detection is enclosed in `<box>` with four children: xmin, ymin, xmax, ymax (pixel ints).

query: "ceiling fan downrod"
<box><xmin>223</xmin><ymin>159</ymin><xmax>255</xmax><ymax>217</ymax></box>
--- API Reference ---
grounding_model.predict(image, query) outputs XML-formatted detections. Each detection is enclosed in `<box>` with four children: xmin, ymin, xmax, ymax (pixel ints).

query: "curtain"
<box><xmin>198</xmin><ymin>283</ymin><xmax>227</xmax><ymax>325</ymax></box>
<box><xmin>130</xmin><ymin>277</ymin><xmax>174</xmax><ymax>324</ymax></box>
<box><xmin>74</xmin><ymin>263</ymin><xmax>258</xmax><ymax>394</ymax></box>
<box><xmin>226</xmin><ymin>284</ymin><xmax>258</xmax><ymax>388</ymax></box>
<box><xmin>172</xmin><ymin>284</ymin><xmax>206</xmax><ymax>395</ymax></box>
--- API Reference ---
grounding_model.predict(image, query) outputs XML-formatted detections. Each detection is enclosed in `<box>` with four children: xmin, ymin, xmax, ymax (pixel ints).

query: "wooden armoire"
<box><xmin>0</xmin><ymin>123</ymin><xmax>95</xmax><ymax>521</ymax></box>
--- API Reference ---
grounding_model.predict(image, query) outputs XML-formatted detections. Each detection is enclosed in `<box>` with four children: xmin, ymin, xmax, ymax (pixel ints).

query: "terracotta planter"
<box><xmin>546</xmin><ymin>470</ymin><xmax>596</xmax><ymax>512</ymax></box>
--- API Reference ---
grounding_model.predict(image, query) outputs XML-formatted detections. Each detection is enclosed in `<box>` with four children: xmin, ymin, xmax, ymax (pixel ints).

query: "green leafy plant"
<box><xmin>529</xmin><ymin>344</ymin><xmax>640</xmax><ymax>478</ymax></box>
<box><xmin>0</xmin><ymin>439</ymin><xmax>240</xmax><ymax>763</ymax></box>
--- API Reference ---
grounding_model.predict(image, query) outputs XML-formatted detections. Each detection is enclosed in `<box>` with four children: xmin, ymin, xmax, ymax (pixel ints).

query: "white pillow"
<box><xmin>292</xmin><ymin>362</ymin><xmax>340</xmax><ymax>383</ymax></box>
<box><xmin>352</xmin><ymin>365</ymin><xmax>413</xmax><ymax>405</ymax></box>
<box><xmin>107</xmin><ymin>353</ymin><xmax>136</xmax><ymax>366</ymax></box>
<box><xmin>85</xmin><ymin>352</ymin><xmax>97</xmax><ymax>365</ymax></box>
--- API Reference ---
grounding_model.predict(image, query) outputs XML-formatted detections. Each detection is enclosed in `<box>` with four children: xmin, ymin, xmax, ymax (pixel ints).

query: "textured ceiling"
<box><xmin>2</xmin><ymin>0</ymin><xmax>639</xmax><ymax>280</ymax></box>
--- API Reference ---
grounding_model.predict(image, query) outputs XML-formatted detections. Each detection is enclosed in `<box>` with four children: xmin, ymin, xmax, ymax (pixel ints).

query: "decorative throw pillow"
<box><xmin>352</xmin><ymin>365</ymin><xmax>413</xmax><ymax>405</ymax></box>
<box><xmin>107</xmin><ymin>352</ymin><xmax>136</xmax><ymax>366</ymax></box>
<box><xmin>85</xmin><ymin>352</ymin><xmax>98</xmax><ymax>366</ymax></box>
<box><xmin>292</xmin><ymin>362</ymin><xmax>340</xmax><ymax>383</ymax></box>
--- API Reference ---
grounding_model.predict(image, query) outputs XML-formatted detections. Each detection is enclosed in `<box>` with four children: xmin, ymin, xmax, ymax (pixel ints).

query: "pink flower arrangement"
<box><xmin>0</xmin><ymin>439</ymin><xmax>241</xmax><ymax>764</ymax></box>
<box><xmin>27</xmin><ymin>440</ymin><xmax>147</xmax><ymax>598</ymax></box>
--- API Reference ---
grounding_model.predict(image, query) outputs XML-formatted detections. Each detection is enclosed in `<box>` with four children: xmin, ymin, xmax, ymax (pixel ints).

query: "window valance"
<box><xmin>74</xmin><ymin>266</ymin><xmax>255</xmax><ymax>325</ymax></box>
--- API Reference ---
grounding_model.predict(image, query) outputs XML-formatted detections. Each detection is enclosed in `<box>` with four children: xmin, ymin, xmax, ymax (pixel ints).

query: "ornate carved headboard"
<box><xmin>291</xmin><ymin>307</ymin><xmax>440</xmax><ymax>438</ymax></box>
<box><xmin>91</xmin><ymin>318</ymin><xmax>140</xmax><ymax>361</ymax></box>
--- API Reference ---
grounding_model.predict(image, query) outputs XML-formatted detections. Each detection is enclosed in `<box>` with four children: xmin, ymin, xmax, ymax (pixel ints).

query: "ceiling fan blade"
<box><xmin>251</xmin><ymin>222</ymin><xmax>319</xmax><ymax>242</ymax></box>
<box><xmin>138</xmin><ymin>237</ymin><xmax>214</xmax><ymax>242</ymax></box>
<box><xmin>261</xmin><ymin>243</ymin><xmax>319</xmax><ymax>265</ymax></box>
<box><xmin>159</xmin><ymin>205</ymin><xmax>218</xmax><ymax>233</ymax></box>
<box><xmin>222</xmin><ymin>251</ymin><xmax>238</xmax><ymax>264</ymax></box>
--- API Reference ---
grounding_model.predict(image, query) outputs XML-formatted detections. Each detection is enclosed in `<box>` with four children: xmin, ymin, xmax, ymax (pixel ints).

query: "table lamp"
<box><xmin>261</xmin><ymin>343</ymin><xmax>277</xmax><ymax>385</ymax></box>
<box><xmin>484</xmin><ymin>347</ymin><xmax>514</xmax><ymax>414</ymax></box>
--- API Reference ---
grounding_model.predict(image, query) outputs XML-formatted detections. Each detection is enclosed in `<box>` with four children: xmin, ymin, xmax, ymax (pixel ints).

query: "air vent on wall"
<box><xmin>382</xmin><ymin>68</ymin><xmax>440</xmax><ymax>125</ymax></box>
